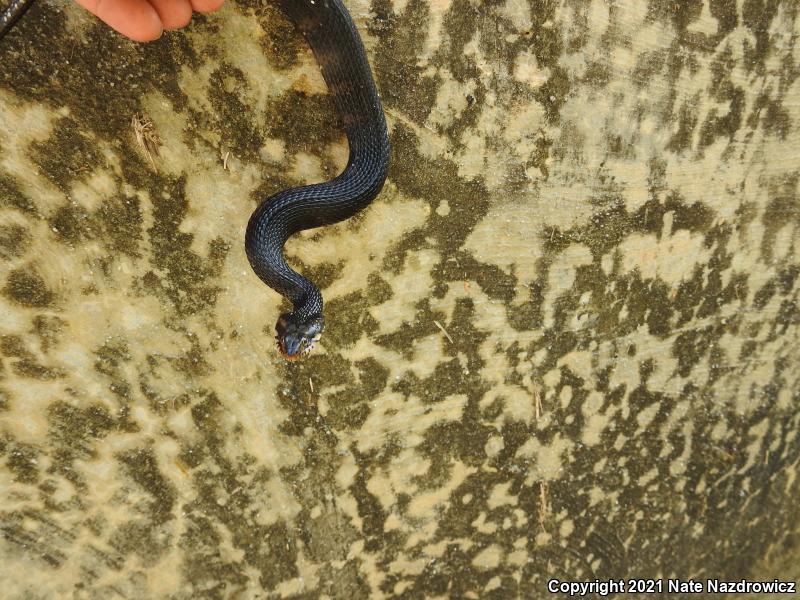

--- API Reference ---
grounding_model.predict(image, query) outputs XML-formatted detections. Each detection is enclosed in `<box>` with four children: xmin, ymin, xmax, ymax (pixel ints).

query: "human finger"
<box><xmin>74</xmin><ymin>0</ymin><xmax>162</xmax><ymax>42</ymax></box>
<box><xmin>190</xmin><ymin>0</ymin><xmax>224</xmax><ymax>13</ymax></box>
<box><xmin>147</xmin><ymin>0</ymin><xmax>193</xmax><ymax>30</ymax></box>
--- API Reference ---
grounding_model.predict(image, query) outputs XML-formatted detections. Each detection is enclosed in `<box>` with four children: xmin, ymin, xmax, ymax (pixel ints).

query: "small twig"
<box><xmin>222</xmin><ymin>150</ymin><xmax>230</xmax><ymax>171</ymax></box>
<box><xmin>433</xmin><ymin>320</ymin><xmax>454</xmax><ymax>344</ymax></box>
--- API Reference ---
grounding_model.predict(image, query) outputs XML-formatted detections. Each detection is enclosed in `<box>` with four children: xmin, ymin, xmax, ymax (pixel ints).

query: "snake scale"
<box><xmin>0</xmin><ymin>0</ymin><xmax>391</xmax><ymax>360</ymax></box>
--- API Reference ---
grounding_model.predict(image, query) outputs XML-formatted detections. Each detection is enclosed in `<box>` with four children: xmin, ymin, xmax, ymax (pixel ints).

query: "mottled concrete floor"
<box><xmin>1</xmin><ymin>0</ymin><xmax>799</xmax><ymax>598</ymax></box>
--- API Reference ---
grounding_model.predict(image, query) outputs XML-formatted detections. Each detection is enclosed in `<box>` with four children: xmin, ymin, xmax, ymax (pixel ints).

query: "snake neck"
<box><xmin>290</xmin><ymin>284</ymin><xmax>323</xmax><ymax>322</ymax></box>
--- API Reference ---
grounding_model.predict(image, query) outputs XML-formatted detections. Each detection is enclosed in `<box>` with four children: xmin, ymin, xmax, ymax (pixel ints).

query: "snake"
<box><xmin>0</xmin><ymin>0</ymin><xmax>390</xmax><ymax>361</ymax></box>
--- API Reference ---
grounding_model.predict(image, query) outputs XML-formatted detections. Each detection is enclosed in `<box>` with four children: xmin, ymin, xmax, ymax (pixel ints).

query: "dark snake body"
<box><xmin>0</xmin><ymin>0</ymin><xmax>32</xmax><ymax>34</ymax></box>
<box><xmin>0</xmin><ymin>0</ymin><xmax>390</xmax><ymax>360</ymax></box>
<box><xmin>249</xmin><ymin>0</ymin><xmax>390</xmax><ymax>358</ymax></box>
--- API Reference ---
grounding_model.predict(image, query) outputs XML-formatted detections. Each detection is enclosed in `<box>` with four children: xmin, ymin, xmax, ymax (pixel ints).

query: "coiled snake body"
<box><xmin>0</xmin><ymin>0</ymin><xmax>390</xmax><ymax>360</ymax></box>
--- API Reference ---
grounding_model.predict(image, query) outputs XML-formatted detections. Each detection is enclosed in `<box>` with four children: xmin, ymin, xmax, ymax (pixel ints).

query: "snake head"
<box><xmin>275</xmin><ymin>313</ymin><xmax>324</xmax><ymax>360</ymax></box>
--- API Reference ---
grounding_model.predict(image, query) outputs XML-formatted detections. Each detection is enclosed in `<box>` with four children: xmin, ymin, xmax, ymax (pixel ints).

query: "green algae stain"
<box><xmin>204</xmin><ymin>63</ymin><xmax>265</xmax><ymax>161</ymax></box>
<box><xmin>32</xmin><ymin>315</ymin><xmax>65</xmax><ymax>354</ymax></box>
<box><xmin>2</xmin><ymin>266</ymin><xmax>54</xmax><ymax>307</ymax></box>
<box><xmin>48</xmin><ymin>193</ymin><xmax>142</xmax><ymax>257</ymax></box>
<box><xmin>5</xmin><ymin>442</ymin><xmax>40</xmax><ymax>484</ymax></box>
<box><xmin>30</xmin><ymin>118</ymin><xmax>103</xmax><ymax>191</ymax></box>
<box><xmin>264</xmin><ymin>88</ymin><xmax>340</xmax><ymax>157</ymax></box>
<box><xmin>0</xmin><ymin>173</ymin><xmax>37</xmax><ymax>215</ymax></box>
<box><xmin>0</xmin><ymin>224</ymin><xmax>31</xmax><ymax>260</ymax></box>
<box><xmin>143</xmin><ymin>175</ymin><xmax>227</xmax><ymax>316</ymax></box>
<box><xmin>11</xmin><ymin>360</ymin><xmax>65</xmax><ymax>380</ymax></box>
<box><xmin>248</xmin><ymin>2</ymin><xmax>307</xmax><ymax>70</ymax></box>
<box><xmin>48</xmin><ymin>400</ymin><xmax>116</xmax><ymax>459</ymax></box>
<box><xmin>0</xmin><ymin>334</ymin><xmax>30</xmax><ymax>358</ymax></box>
<box><xmin>117</xmin><ymin>447</ymin><xmax>177</xmax><ymax>524</ymax></box>
<box><xmin>372</xmin><ymin>0</ymin><xmax>439</xmax><ymax>123</ymax></box>
<box><xmin>176</xmin><ymin>391</ymin><xmax>303</xmax><ymax>592</ymax></box>
<box><xmin>0</xmin><ymin>3</ymin><xmax>192</xmax><ymax>141</ymax></box>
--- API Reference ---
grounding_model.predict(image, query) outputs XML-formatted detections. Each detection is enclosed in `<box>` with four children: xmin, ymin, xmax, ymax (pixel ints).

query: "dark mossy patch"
<box><xmin>246</xmin><ymin>1</ymin><xmax>307</xmax><ymax>70</ymax></box>
<box><xmin>320</xmin><ymin>559</ymin><xmax>372</xmax><ymax>598</ymax></box>
<box><xmin>324</xmin><ymin>357</ymin><xmax>389</xmax><ymax>430</ymax></box>
<box><xmin>0</xmin><ymin>173</ymin><xmax>37</xmax><ymax>215</ymax></box>
<box><xmin>631</xmin><ymin>48</ymin><xmax>668</xmax><ymax>88</ymax></box>
<box><xmin>177</xmin><ymin>391</ymin><xmax>303</xmax><ymax>591</ymax></box>
<box><xmin>434</xmin><ymin>251</ymin><xmax>518</xmax><ymax>303</ymax></box>
<box><xmin>0</xmin><ymin>387</ymin><xmax>9</xmax><ymax>411</ymax></box>
<box><xmin>48</xmin><ymin>400</ymin><xmax>116</xmax><ymax>458</ymax></box>
<box><xmin>0</xmin><ymin>334</ymin><xmax>31</xmax><ymax>358</ymax></box>
<box><xmin>697</xmin><ymin>48</ymin><xmax>745</xmax><ymax>149</ymax></box>
<box><xmin>347</xmin><ymin>446</ymin><xmax>389</xmax><ymax>550</ymax></box>
<box><xmin>0</xmin><ymin>3</ymin><xmax>193</xmax><ymax>142</ymax></box>
<box><xmin>741</xmin><ymin>0</ymin><xmax>785</xmax><ymax>73</ymax></box>
<box><xmin>32</xmin><ymin>315</ymin><xmax>65</xmax><ymax>353</ymax></box>
<box><xmin>583</xmin><ymin>59</ymin><xmax>613</xmax><ymax>89</ymax></box>
<box><xmin>49</xmin><ymin>203</ymin><xmax>97</xmax><ymax>244</ymax></box>
<box><xmin>287</xmin><ymin>258</ymin><xmax>344</xmax><ymax>294</ymax></box>
<box><xmin>98</xmin><ymin>195</ymin><xmax>145</xmax><ymax>257</ymax></box>
<box><xmin>299</xmin><ymin>508</ymin><xmax>360</xmax><ymax>563</ymax></box>
<box><xmin>760</xmin><ymin>173</ymin><xmax>799</xmax><ymax>263</ymax></box>
<box><xmin>2</xmin><ymin>266</ymin><xmax>54</xmax><ymax>307</ymax></box>
<box><xmin>272</xmin><ymin>352</ymin><xmax>355</xmax><ymax>434</ymax></box>
<box><xmin>48</xmin><ymin>192</ymin><xmax>144</xmax><ymax>256</ymax></box>
<box><xmin>399</xmin><ymin>534</ymin><xmax>509</xmax><ymax>597</ymax></box>
<box><xmin>94</xmin><ymin>338</ymin><xmax>132</xmax><ymax>378</ymax></box>
<box><xmin>323</xmin><ymin>290</ymin><xmax>381</xmax><ymax>351</ymax></box>
<box><xmin>263</xmin><ymin>88</ymin><xmax>340</xmax><ymax>157</ymax></box>
<box><xmin>436</xmin><ymin>0</ymin><xmax>479</xmax><ymax>81</ymax></box>
<box><xmin>117</xmin><ymin>447</ymin><xmax>177</xmax><ymax>524</ymax></box>
<box><xmin>672</xmin><ymin>325</ymin><xmax>718</xmax><ymax>378</ymax></box>
<box><xmin>202</xmin><ymin>63</ymin><xmax>265</xmax><ymax>161</ymax></box>
<box><xmin>648</xmin><ymin>0</ymin><xmax>704</xmax><ymax>32</ymax></box>
<box><xmin>373</xmin><ymin>297</ymin><xmax>445</xmax><ymax>359</ymax></box>
<box><xmin>30</xmin><ymin>118</ymin><xmax>103</xmax><ymax>191</ymax></box>
<box><xmin>142</xmin><ymin>175</ymin><xmax>227</xmax><ymax>316</ymax></box>
<box><xmin>774</xmin><ymin>298</ymin><xmax>799</xmax><ymax>337</ymax></box>
<box><xmin>168</xmin><ymin>333</ymin><xmax>212</xmax><ymax>378</ymax></box>
<box><xmin>372</xmin><ymin>0</ymin><xmax>439</xmax><ymax>124</ymax></box>
<box><xmin>415</xmin><ymin>471</ymin><xmax>532</xmax><ymax>593</ymax></box>
<box><xmin>748</xmin><ymin>88</ymin><xmax>792</xmax><ymax>139</ymax></box>
<box><xmin>11</xmin><ymin>359</ymin><xmax>65</xmax><ymax>380</ymax></box>
<box><xmin>365</xmin><ymin>272</ymin><xmax>393</xmax><ymax>304</ymax></box>
<box><xmin>178</xmin><ymin>513</ymin><xmax>250</xmax><ymax>597</ymax></box>
<box><xmin>0</xmin><ymin>223</ymin><xmax>31</xmax><ymax>260</ymax></box>
<box><xmin>387</xmin><ymin>122</ymin><xmax>490</xmax><ymax>273</ymax></box>
<box><xmin>110</xmin><ymin>519</ymin><xmax>173</xmax><ymax>567</ymax></box>
<box><xmin>709</xmin><ymin>0</ymin><xmax>739</xmax><ymax>38</ymax></box>
<box><xmin>6</xmin><ymin>442</ymin><xmax>40</xmax><ymax>484</ymax></box>
<box><xmin>0</xmin><ymin>509</ymin><xmax>70</xmax><ymax>568</ymax></box>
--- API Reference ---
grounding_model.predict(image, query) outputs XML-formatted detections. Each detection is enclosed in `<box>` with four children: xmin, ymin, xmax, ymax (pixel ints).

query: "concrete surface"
<box><xmin>1</xmin><ymin>0</ymin><xmax>799</xmax><ymax>597</ymax></box>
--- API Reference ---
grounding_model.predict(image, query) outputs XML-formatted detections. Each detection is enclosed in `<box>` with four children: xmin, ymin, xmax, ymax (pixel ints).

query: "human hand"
<box><xmin>74</xmin><ymin>0</ymin><xmax>225</xmax><ymax>42</ymax></box>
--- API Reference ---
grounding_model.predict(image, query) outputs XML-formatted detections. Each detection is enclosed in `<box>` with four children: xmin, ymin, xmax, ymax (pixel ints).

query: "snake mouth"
<box><xmin>277</xmin><ymin>346</ymin><xmax>307</xmax><ymax>361</ymax></box>
<box><xmin>275</xmin><ymin>314</ymin><xmax>324</xmax><ymax>360</ymax></box>
<box><xmin>276</xmin><ymin>331</ymin><xmax>322</xmax><ymax>361</ymax></box>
